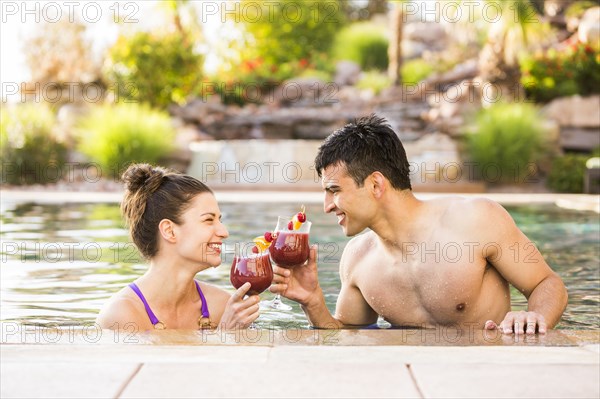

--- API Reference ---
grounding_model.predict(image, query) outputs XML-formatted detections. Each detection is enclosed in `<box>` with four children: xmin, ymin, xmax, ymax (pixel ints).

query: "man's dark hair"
<box><xmin>314</xmin><ymin>114</ymin><xmax>412</xmax><ymax>190</ymax></box>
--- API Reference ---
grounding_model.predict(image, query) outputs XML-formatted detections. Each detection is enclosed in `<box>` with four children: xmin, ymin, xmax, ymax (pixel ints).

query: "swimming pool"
<box><xmin>0</xmin><ymin>200</ymin><xmax>598</xmax><ymax>330</ymax></box>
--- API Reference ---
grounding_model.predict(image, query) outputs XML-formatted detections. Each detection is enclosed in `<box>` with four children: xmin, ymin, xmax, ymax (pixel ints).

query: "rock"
<box><xmin>543</xmin><ymin>95</ymin><xmax>600</xmax><ymax>128</ymax></box>
<box><xmin>272</xmin><ymin>77</ymin><xmax>330</xmax><ymax>107</ymax></box>
<box><xmin>544</xmin><ymin>0</ymin><xmax>569</xmax><ymax>17</ymax></box>
<box><xmin>404</xmin><ymin>22</ymin><xmax>447</xmax><ymax>47</ymax></box>
<box><xmin>334</xmin><ymin>61</ymin><xmax>361</xmax><ymax>87</ymax></box>
<box><xmin>402</xmin><ymin>40</ymin><xmax>426</xmax><ymax>59</ymax></box>
<box><xmin>559</xmin><ymin>127</ymin><xmax>600</xmax><ymax>151</ymax></box>
<box><xmin>334</xmin><ymin>86</ymin><xmax>367</xmax><ymax>107</ymax></box>
<box><xmin>170</xmin><ymin>96</ymin><xmax>227</xmax><ymax>125</ymax></box>
<box><xmin>425</xmin><ymin>79</ymin><xmax>482</xmax><ymax>136</ymax></box>
<box><xmin>404</xmin><ymin>133</ymin><xmax>463</xmax><ymax>184</ymax></box>
<box><xmin>261</xmin><ymin>123</ymin><xmax>295</xmax><ymax>140</ymax></box>
<box><xmin>422</xmin><ymin>59</ymin><xmax>479</xmax><ymax>90</ymax></box>
<box><xmin>578</xmin><ymin>7</ymin><xmax>600</xmax><ymax>47</ymax></box>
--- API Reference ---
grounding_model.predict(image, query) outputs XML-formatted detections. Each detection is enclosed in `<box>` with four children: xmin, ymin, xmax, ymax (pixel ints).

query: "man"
<box><xmin>270</xmin><ymin>114</ymin><xmax>567</xmax><ymax>334</ymax></box>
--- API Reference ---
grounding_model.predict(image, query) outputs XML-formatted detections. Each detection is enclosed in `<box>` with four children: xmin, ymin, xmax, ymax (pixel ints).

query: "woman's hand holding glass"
<box><xmin>229</xmin><ymin>244</ymin><xmax>273</xmax><ymax>329</ymax></box>
<box><xmin>219</xmin><ymin>282</ymin><xmax>261</xmax><ymax>330</ymax></box>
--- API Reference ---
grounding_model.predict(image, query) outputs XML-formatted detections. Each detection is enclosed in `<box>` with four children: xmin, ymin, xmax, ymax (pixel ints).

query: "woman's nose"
<box><xmin>217</xmin><ymin>221</ymin><xmax>229</xmax><ymax>238</ymax></box>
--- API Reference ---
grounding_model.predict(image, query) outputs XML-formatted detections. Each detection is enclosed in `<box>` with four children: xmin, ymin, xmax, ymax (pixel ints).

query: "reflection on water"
<box><xmin>1</xmin><ymin>201</ymin><xmax>598</xmax><ymax>329</ymax></box>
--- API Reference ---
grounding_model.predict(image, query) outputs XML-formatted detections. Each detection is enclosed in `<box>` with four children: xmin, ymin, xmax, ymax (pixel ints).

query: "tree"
<box><xmin>106</xmin><ymin>30</ymin><xmax>204</xmax><ymax>108</ymax></box>
<box><xmin>105</xmin><ymin>1</ymin><xmax>205</xmax><ymax>108</ymax></box>
<box><xmin>367</xmin><ymin>0</ymin><xmax>389</xmax><ymax>16</ymax></box>
<box><xmin>23</xmin><ymin>18</ymin><xmax>100</xmax><ymax>86</ymax></box>
<box><xmin>236</xmin><ymin>0</ymin><xmax>345</xmax><ymax>66</ymax></box>
<box><xmin>388</xmin><ymin>4</ymin><xmax>403</xmax><ymax>86</ymax></box>
<box><xmin>478</xmin><ymin>0</ymin><xmax>544</xmax><ymax>103</ymax></box>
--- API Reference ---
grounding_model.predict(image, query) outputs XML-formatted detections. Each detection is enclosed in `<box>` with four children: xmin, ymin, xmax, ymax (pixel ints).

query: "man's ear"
<box><xmin>158</xmin><ymin>219</ymin><xmax>177</xmax><ymax>243</ymax></box>
<box><xmin>369</xmin><ymin>172</ymin><xmax>386</xmax><ymax>199</ymax></box>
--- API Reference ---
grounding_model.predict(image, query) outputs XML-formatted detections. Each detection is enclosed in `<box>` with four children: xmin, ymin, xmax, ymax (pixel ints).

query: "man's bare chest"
<box><xmin>353</xmin><ymin>250</ymin><xmax>491</xmax><ymax>324</ymax></box>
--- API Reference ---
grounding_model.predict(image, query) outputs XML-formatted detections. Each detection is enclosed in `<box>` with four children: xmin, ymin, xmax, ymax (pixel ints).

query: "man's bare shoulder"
<box><xmin>339</xmin><ymin>231</ymin><xmax>378</xmax><ymax>274</ymax></box>
<box><xmin>345</xmin><ymin>230</ymin><xmax>378</xmax><ymax>253</ymax></box>
<box><xmin>438</xmin><ymin>197</ymin><xmax>508</xmax><ymax>224</ymax></box>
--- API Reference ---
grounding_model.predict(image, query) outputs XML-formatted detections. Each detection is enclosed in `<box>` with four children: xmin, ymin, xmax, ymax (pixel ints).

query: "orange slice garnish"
<box><xmin>292</xmin><ymin>214</ymin><xmax>302</xmax><ymax>230</ymax></box>
<box><xmin>253</xmin><ymin>236</ymin><xmax>271</xmax><ymax>252</ymax></box>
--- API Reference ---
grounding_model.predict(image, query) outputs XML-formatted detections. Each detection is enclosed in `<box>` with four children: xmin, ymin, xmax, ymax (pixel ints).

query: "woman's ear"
<box><xmin>369</xmin><ymin>172</ymin><xmax>386</xmax><ymax>199</ymax></box>
<box><xmin>158</xmin><ymin>219</ymin><xmax>177</xmax><ymax>243</ymax></box>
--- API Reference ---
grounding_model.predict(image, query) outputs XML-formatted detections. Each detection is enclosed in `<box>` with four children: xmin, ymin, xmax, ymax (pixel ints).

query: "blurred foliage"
<box><xmin>105</xmin><ymin>30</ymin><xmax>204</xmax><ymax>109</ymax></box>
<box><xmin>1</xmin><ymin>104</ymin><xmax>68</xmax><ymax>185</ymax></box>
<box><xmin>356</xmin><ymin>71</ymin><xmax>392</xmax><ymax>94</ymax></box>
<box><xmin>521</xmin><ymin>41</ymin><xmax>600</xmax><ymax>103</ymax></box>
<box><xmin>331</xmin><ymin>22</ymin><xmax>389</xmax><ymax>71</ymax></box>
<box><xmin>214</xmin><ymin>57</ymin><xmax>320</xmax><ymax>105</ymax></box>
<box><xmin>546</xmin><ymin>153</ymin><xmax>588</xmax><ymax>193</ymax></box>
<box><xmin>401</xmin><ymin>59</ymin><xmax>435</xmax><ymax>85</ymax></box>
<box><xmin>478</xmin><ymin>0</ymin><xmax>554</xmax><ymax>96</ymax></box>
<box><xmin>236</xmin><ymin>0</ymin><xmax>345</xmax><ymax>66</ymax></box>
<box><xmin>214</xmin><ymin>0</ymin><xmax>344</xmax><ymax>105</ymax></box>
<box><xmin>465</xmin><ymin>102</ymin><xmax>547</xmax><ymax>184</ymax></box>
<box><xmin>23</xmin><ymin>18</ymin><xmax>100</xmax><ymax>85</ymax></box>
<box><xmin>76</xmin><ymin>104</ymin><xmax>175</xmax><ymax>177</ymax></box>
<box><xmin>565</xmin><ymin>1</ymin><xmax>598</xmax><ymax>20</ymax></box>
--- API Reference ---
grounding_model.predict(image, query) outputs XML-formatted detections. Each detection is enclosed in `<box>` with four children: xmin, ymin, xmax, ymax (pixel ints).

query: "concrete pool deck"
<box><xmin>1</xmin><ymin>329</ymin><xmax>599</xmax><ymax>398</ymax></box>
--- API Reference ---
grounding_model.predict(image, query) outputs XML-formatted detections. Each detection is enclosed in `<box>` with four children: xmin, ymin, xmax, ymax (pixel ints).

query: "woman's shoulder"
<box><xmin>96</xmin><ymin>286</ymin><xmax>150</xmax><ymax>330</ymax></box>
<box><xmin>195</xmin><ymin>280</ymin><xmax>231</xmax><ymax>301</ymax></box>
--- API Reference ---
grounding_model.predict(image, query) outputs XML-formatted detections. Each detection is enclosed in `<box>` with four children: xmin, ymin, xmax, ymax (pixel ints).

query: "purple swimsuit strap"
<box><xmin>128</xmin><ymin>282</ymin><xmax>160</xmax><ymax>326</ymax></box>
<box><xmin>194</xmin><ymin>280</ymin><xmax>210</xmax><ymax>319</ymax></box>
<box><xmin>129</xmin><ymin>281</ymin><xmax>210</xmax><ymax>327</ymax></box>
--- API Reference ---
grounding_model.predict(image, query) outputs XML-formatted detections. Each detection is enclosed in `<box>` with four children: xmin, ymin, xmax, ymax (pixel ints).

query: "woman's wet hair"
<box><xmin>314</xmin><ymin>114</ymin><xmax>412</xmax><ymax>190</ymax></box>
<box><xmin>121</xmin><ymin>163</ymin><xmax>212</xmax><ymax>258</ymax></box>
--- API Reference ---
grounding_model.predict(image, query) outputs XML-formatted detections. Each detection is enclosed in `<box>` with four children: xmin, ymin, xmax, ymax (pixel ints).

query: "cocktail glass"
<box><xmin>266</xmin><ymin>216</ymin><xmax>312</xmax><ymax>311</ymax></box>
<box><xmin>230</xmin><ymin>243</ymin><xmax>273</xmax><ymax>329</ymax></box>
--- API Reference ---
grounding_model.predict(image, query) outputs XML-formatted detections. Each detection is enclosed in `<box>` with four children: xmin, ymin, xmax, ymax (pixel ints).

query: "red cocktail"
<box><xmin>230</xmin><ymin>252</ymin><xmax>273</xmax><ymax>296</ymax></box>
<box><xmin>269</xmin><ymin>231</ymin><xmax>310</xmax><ymax>268</ymax></box>
<box><xmin>265</xmin><ymin>214</ymin><xmax>312</xmax><ymax>311</ymax></box>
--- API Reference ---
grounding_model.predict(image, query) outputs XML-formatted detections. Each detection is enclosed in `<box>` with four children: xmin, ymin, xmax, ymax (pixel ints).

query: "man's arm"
<box><xmin>302</xmin><ymin>277</ymin><xmax>378</xmax><ymax>329</ymax></box>
<box><xmin>476</xmin><ymin>199</ymin><xmax>568</xmax><ymax>333</ymax></box>
<box><xmin>271</xmin><ymin>242</ymin><xmax>378</xmax><ymax>329</ymax></box>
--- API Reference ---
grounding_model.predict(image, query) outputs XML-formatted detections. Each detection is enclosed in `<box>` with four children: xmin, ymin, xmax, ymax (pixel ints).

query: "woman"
<box><xmin>97</xmin><ymin>163</ymin><xmax>259</xmax><ymax>330</ymax></box>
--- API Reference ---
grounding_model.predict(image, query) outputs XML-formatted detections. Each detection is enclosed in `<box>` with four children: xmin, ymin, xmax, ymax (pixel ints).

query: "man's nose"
<box><xmin>323</xmin><ymin>192</ymin><xmax>335</xmax><ymax>213</ymax></box>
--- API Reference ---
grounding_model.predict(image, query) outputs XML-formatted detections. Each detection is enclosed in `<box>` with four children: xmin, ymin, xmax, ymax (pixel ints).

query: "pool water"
<box><xmin>1</xmin><ymin>201</ymin><xmax>598</xmax><ymax>330</ymax></box>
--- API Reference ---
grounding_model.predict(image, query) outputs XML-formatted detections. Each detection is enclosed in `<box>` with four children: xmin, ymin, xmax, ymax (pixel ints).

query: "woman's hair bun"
<box><xmin>122</xmin><ymin>163</ymin><xmax>167</xmax><ymax>195</ymax></box>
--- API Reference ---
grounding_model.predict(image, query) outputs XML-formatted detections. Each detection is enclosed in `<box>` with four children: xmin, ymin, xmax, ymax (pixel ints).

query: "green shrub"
<box><xmin>238</xmin><ymin>0</ymin><xmax>345</xmax><ymax>66</ymax></box>
<box><xmin>105</xmin><ymin>30</ymin><xmax>204</xmax><ymax>109</ymax></box>
<box><xmin>465</xmin><ymin>102</ymin><xmax>547</xmax><ymax>184</ymax></box>
<box><xmin>77</xmin><ymin>104</ymin><xmax>175</xmax><ymax>177</ymax></box>
<box><xmin>215</xmin><ymin>1</ymin><xmax>343</xmax><ymax>105</ymax></box>
<box><xmin>356</xmin><ymin>71</ymin><xmax>392</xmax><ymax>94</ymax></box>
<box><xmin>546</xmin><ymin>153</ymin><xmax>589</xmax><ymax>193</ymax></box>
<box><xmin>565</xmin><ymin>1</ymin><xmax>597</xmax><ymax>20</ymax></box>
<box><xmin>401</xmin><ymin>58</ymin><xmax>435</xmax><ymax>85</ymax></box>
<box><xmin>521</xmin><ymin>41</ymin><xmax>600</xmax><ymax>103</ymax></box>
<box><xmin>331</xmin><ymin>22</ymin><xmax>389</xmax><ymax>71</ymax></box>
<box><xmin>1</xmin><ymin>104</ymin><xmax>67</xmax><ymax>185</ymax></box>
